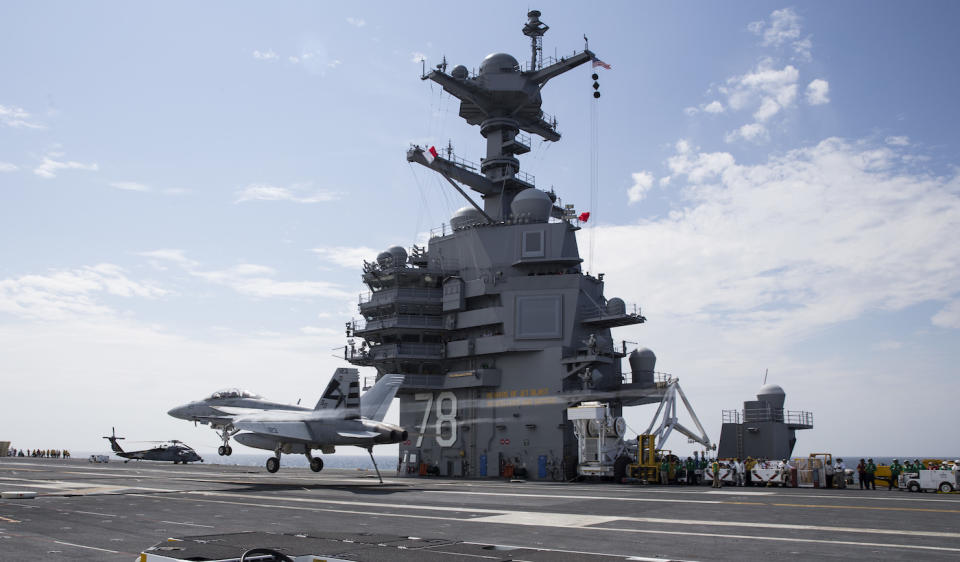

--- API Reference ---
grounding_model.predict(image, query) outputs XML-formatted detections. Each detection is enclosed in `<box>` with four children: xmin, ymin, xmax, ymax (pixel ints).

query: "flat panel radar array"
<box><xmin>343</xmin><ymin>10</ymin><xmax>657</xmax><ymax>479</ymax></box>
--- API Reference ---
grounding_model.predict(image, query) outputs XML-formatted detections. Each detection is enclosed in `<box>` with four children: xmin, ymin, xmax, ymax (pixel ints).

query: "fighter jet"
<box><xmin>167</xmin><ymin>386</ymin><xmax>313</xmax><ymax>456</ymax></box>
<box><xmin>103</xmin><ymin>428</ymin><xmax>202</xmax><ymax>464</ymax></box>
<box><xmin>230</xmin><ymin>369</ymin><xmax>406</xmax><ymax>481</ymax></box>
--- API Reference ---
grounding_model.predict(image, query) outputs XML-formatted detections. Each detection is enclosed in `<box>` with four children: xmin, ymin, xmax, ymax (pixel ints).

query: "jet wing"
<box><xmin>234</xmin><ymin>420</ymin><xmax>313</xmax><ymax>442</ymax></box>
<box><xmin>337</xmin><ymin>431</ymin><xmax>379</xmax><ymax>439</ymax></box>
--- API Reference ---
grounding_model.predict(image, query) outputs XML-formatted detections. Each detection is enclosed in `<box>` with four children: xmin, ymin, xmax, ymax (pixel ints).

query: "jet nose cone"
<box><xmin>167</xmin><ymin>405</ymin><xmax>189</xmax><ymax>419</ymax></box>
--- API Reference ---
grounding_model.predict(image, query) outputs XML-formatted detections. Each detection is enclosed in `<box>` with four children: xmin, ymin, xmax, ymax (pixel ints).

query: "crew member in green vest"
<box><xmin>711</xmin><ymin>459</ymin><xmax>722</xmax><ymax>488</ymax></box>
<box><xmin>660</xmin><ymin>458</ymin><xmax>671</xmax><ymax>485</ymax></box>
<box><xmin>866</xmin><ymin>458</ymin><xmax>877</xmax><ymax>490</ymax></box>
<box><xmin>888</xmin><ymin>459</ymin><xmax>902</xmax><ymax>490</ymax></box>
<box><xmin>685</xmin><ymin>457</ymin><xmax>697</xmax><ymax>486</ymax></box>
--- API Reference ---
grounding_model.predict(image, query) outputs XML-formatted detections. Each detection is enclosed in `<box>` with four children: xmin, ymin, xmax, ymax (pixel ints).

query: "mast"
<box><xmin>407</xmin><ymin>10</ymin><xmax>597</xmax><ymax>221</ymax></box>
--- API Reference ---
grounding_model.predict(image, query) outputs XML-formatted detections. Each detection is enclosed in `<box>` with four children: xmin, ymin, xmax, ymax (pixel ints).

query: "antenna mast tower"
<box><xmin>522</xmin><ymin>10</ymin><xmax>549</xmax><ymax>70</ymax></box>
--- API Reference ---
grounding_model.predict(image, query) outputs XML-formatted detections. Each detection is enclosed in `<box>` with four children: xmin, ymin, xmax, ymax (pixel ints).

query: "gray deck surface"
<box><xmin>1</xmin><ymin>458</ymin><xmax>959</xmax><ymax>560</ymax></box>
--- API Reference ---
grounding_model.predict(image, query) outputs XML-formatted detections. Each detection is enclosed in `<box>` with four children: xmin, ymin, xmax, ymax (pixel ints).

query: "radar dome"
<box><xmin>510</xmin><ymin>188</ymin><xmax>552</xmax><ymax>222</ymax></box>
<box><xmin>480</xmin><ymin>52</ymin><xmax>520</xmax><ymax>75</ymax></box>
<box><xmin>451</xmin><ymin>65</ymin><xmax>469</xmax><ymax>79</ymax></box>
<box><xmin>387</xmin><ymin>246</ymin><xmax>407</xmax><ymax>267</ymax></box>
<box><xmin>757</xmin><ymin>383</ymin><xmax>786</xmax><ymax>409</ymax></box>
<box><xmin>450</xmin><ymin>206</ymin><xmax>486</xmax><ymax>230</ymax></box>
<box><xmin>606</xmin><ymin>297</ymin><xmax>626</xmax><ymax>315</ymax></box>
<box><xmin>629</xmin><ymin>348</ymin><xmax>656</xmax><ymax>386</ymax></box>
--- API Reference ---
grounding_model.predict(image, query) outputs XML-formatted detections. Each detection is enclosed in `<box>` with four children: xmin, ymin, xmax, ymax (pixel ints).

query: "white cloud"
<box><xmin>0</xmin><ymin>162</ymin><xmax>17</xmax><ymax>172</ymax></box>
<box><xmin>683</xmin><ymin>106</ymin><xmax>698</xmax><ymax>117</ymax></box>
<box><xmin>253</xmin><ymin>49</ymin><xmax>278</xmax><ymax>61</ymax></box>
<box><xmin>667</xmin><ymin>146</ymin><xmax>736</xmax><ymax>180</ymax></box>
<box><xmin>34</xmin><ymin>155</ymin><xmax>99</xmax><ymax>178</ymax></box>
<box><xmin>234</xmin><ymin>183</ymin><xmax>340</xmax><ymax>204</ymax></box>
<box><xmin>725</xmin><ymin>123</ymin><xmax>768</xmax><ymax>144</ymax></box>
<box><xmin>0</xmin><ymin>104</ymin><xmax>43</xmax><ymax>129</ymax></box>
<box><xmin>193</xmin><ymin>264</ymin><xmax>350</xmax><ymax>299</ymax></box>
<box><xmin>346</xmin><ymin>17</ymin><xmax>366</xmax><ymax>27</ymax></box>
<box><xmin>598</xmin><ymin>137</ymin><xmax>960</xmax><ymax>344</ymax></box>
<box><xmin>627</xmin><ymin>171</ymin><xmax>656</xmax><ymax>204</ymax></box>
<box><xmin>885</xmin><ymin>135</ymin><xmax>910</xmax><ymax>147</ymax></box>
<box><xmin>411</xmin><ymin>52</ymin><xmax>427</xmax><ymax>63</ymax></box>
<box><xmin>703</xmin><ymin>101</ymin><xmax>725</xmax><ymax>114</ymax></box>
<box><xmin>138</xmin><ymin>249</ymin><xmax>199</xmax><ymax>268</ymax></box>
<box><xmin>749</xmin><ymin>7</ymin><xmax>812</xmax><ymax>60</ymax></box>
<box><xmin>0</xmin><ymin>264</ymin><xmax>166</xmax><ymax>321</ymax></box>
<box><xmin>311</xmin><ymin>246</ymin><xmax>380</xmax><ymax>269</ymax></box>
<box><xmin>109</xmin><ymin>181</ymin><xmax>150</xmax><ymax>192</ymax></box>
<box><xmin>805</xmin><ymin>79</ymin><xmax>830</xmax><ymax>105</ymax></box>
<box><xmin>932</xmin><ymin>299</ymin><xmax>960</xmax><ymax>329</ymax></box>
<box><xmin>726</xmin><ymin>62</ymin><xmax>799</xmax><ymax>112</ymax></box>
<box><xmin>137</xmin><ymin>249</ymin><xmax>351</xmax><ymax>300</ymax></box>
<box><xmin>717</xmin><ymin>60</ymin><xmax>799</xmax><ymax>143</ymax></box>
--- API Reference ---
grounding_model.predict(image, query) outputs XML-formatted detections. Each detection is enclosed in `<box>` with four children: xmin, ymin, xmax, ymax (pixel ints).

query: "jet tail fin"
<box><xmin>360</xmin><ymin>374</ymin><xmax>404</xmax><ymax>422</ymax></box>
<box><xmin>102</xmin><ymin>427</ymin><xmax>125</xmax><ymax>453</ymax></box>
<box><xmin>313</xmin><ymin>368</ymin><xmax>360</xmax><ymax>416</ymax></box>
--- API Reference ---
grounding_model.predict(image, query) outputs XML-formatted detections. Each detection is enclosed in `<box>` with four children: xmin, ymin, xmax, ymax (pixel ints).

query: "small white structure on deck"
<box><xmin>568</xmin><ymin>402</ymin><xmax>627</xmax><ymax>477</ymax></box>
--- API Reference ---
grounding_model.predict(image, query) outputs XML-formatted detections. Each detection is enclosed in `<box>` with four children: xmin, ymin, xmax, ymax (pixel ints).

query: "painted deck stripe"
<box><xmin>427</xmin><ymin>489</ymin><xmax>960</xmax><ymax>513</ymax></box>
<box><xmin>159</xmin><ymin>520</ymin><xmax>215</xmax><ymax>528</ymax></box>
<box><xmin>53</xmin><ymin>540</ymin><xmax>120</xmax><ymax>554</ymax></box>
<box><xmin>139</xmin><ymin>494</ymin><xmax>960</xmax><ymax>555</ymax></box>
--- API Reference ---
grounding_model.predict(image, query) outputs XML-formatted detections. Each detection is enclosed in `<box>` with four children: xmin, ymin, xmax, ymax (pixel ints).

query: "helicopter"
<box><xmin>102</xmin><ymin>427</ymin><xmax>202</xmax><ymax>464</ymax></box>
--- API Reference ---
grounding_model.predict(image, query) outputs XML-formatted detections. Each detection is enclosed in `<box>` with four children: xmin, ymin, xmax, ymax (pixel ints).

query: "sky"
<box><xmin>2</xmin><ymin>1</ymin><xmax>958</xmax><ymax>459</ymax></box>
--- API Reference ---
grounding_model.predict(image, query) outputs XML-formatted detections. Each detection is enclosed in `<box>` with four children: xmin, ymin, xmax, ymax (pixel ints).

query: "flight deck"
<box><xmin>2</xmin><ymin>458</ymin><xmax>960</xmax><ymax>560</ymax></box>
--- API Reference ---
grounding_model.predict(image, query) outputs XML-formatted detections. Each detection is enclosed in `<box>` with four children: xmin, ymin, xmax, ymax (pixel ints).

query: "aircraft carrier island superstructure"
<box><xmin>345</xmin><ymin>11</ymin><xmax>666</xmax><ymax>480</ymax></box>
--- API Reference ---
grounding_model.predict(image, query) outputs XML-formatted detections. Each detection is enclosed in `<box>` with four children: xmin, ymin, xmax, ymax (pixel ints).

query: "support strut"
<box><xmin>367</xmin><ymin>447</ymin><xmax>383</xmax><ymax>484</ymax></box>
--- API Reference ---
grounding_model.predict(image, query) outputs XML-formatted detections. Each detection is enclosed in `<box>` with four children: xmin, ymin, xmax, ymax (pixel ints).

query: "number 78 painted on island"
<box><xmin>414</xmin><ymin>392</ymin><xmax>457</xmax><ymax>447</ymax></box>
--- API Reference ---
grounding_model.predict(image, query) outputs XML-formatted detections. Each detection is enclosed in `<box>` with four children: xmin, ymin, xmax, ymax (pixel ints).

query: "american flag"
<box><xmin>592</xmin><ymin>58</ymin><xmax>611</xmax><ymax>70</ymax></box>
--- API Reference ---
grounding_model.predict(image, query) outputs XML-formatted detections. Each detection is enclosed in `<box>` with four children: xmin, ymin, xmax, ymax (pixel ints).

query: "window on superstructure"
<box><xmin>522</xmin><ymin>230</ymin><xmax>545</xmax><ymax>258</ymax></box>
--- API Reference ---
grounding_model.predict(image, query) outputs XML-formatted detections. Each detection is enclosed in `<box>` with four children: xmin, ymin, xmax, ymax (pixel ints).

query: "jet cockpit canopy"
<box><xmin>205</xmin><ymin>388</ymin><xmax>262</xmax><ymax>400</ymax></box>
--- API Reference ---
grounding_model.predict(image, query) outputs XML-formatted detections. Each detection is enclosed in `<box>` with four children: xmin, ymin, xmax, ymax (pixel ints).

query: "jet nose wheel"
<box><xmin>224</xmin><ymin>446</ymin><xmax>232</xmax><ymax>456</ymax></box>
<box><xmin>310</xmin><ymin>457</ymin><xmax>324</xmax><ymax>472</ymax></box>
<box><xmin>266</xmin><ymin>457</ymin><xmax>280</xmax><ymax>473</ymax></box>
<box><xmin>218</xmin><ymin>446</ymin><xmax>226</xmax><ymax>456</ymax></box>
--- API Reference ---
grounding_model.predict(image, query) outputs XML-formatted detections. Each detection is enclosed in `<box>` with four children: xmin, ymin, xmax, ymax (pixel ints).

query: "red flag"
<box><xmin>578</xmin><ymin>211</ymin><xmax>590</xmax><ymax>222</ymax></box>
<box><xmin>424</xmin><ymin>145</ymin><xmax>439</xmax><ymax>164</ymax></box>
<box><xmin>591</xmin><ymin>58</ymin><xmax>611</xmax><ymax>70</ymax></box>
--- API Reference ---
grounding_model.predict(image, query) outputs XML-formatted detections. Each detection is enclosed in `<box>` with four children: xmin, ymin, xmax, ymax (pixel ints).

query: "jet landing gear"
<box><xmin>367</xmin><ymin>446</ymin><xmax>383</xmax><ymax>484</ymax></box>
<box><xmin>217</xmin><ymin>426</ymin><xmax>238</xmax><ymax>456</ymax></box>
<box><xmin>307</xmin><ymin>452</ymin><xmax>324</xmax><ymax>473</ymax></box>
<box><xmin>266</xmin><ymin>454</ymin><xmax>281</xmax><ymax>473</ymax></box>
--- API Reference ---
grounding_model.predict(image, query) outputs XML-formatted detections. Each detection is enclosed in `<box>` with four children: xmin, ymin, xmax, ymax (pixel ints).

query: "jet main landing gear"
<box><xmin>217</xmin><ymin>426</ymin><xmax>238</xmax><ymax>456</ymax></box>
<box><xmin>266</xmin><ymin>455</ymin><xmax>280</xmax><ymax>473</ymax></box>
<box><xmin>309</xmin><ymin>456</ymin><xmax>323</xmax><ymax>473</ymax></box>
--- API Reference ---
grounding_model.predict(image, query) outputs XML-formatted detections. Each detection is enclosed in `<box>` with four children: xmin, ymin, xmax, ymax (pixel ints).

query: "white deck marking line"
<box><xmin>72</xmin><ymin>510</ymin><xmax>119</xmax><ymax>517</ymax></box>
<box><xmin>140</xmin><ymin>494</ymin><xmax>960</xmax><ymax>555</ymax></box>
<box><xmin>426</xmin><ymin>489</ymin><xmax>960</xmax><ymax>512</ymax></box>
<box><xmin>159</xmin><ymin>520</ymin><xmax>215</xmax><ymax>528</ymax></box>
<box><xmin>459</xmin><ymin>541</ymin><xmax>695</xmax><ymax>562</ymax></box>
<box><xmin>53</xmin><ymin>540</ymin><xmax>120</xmax><ymax>554</ymax></box>
<box><xmin>178</xmin><ymin>490</ymin><xmax>960</xmax><ymax>539</ymax></box>
<box><xmin>599</xmin><ymin>525</ymin><xmax>960</xmax><ymax>554</ymax></box>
